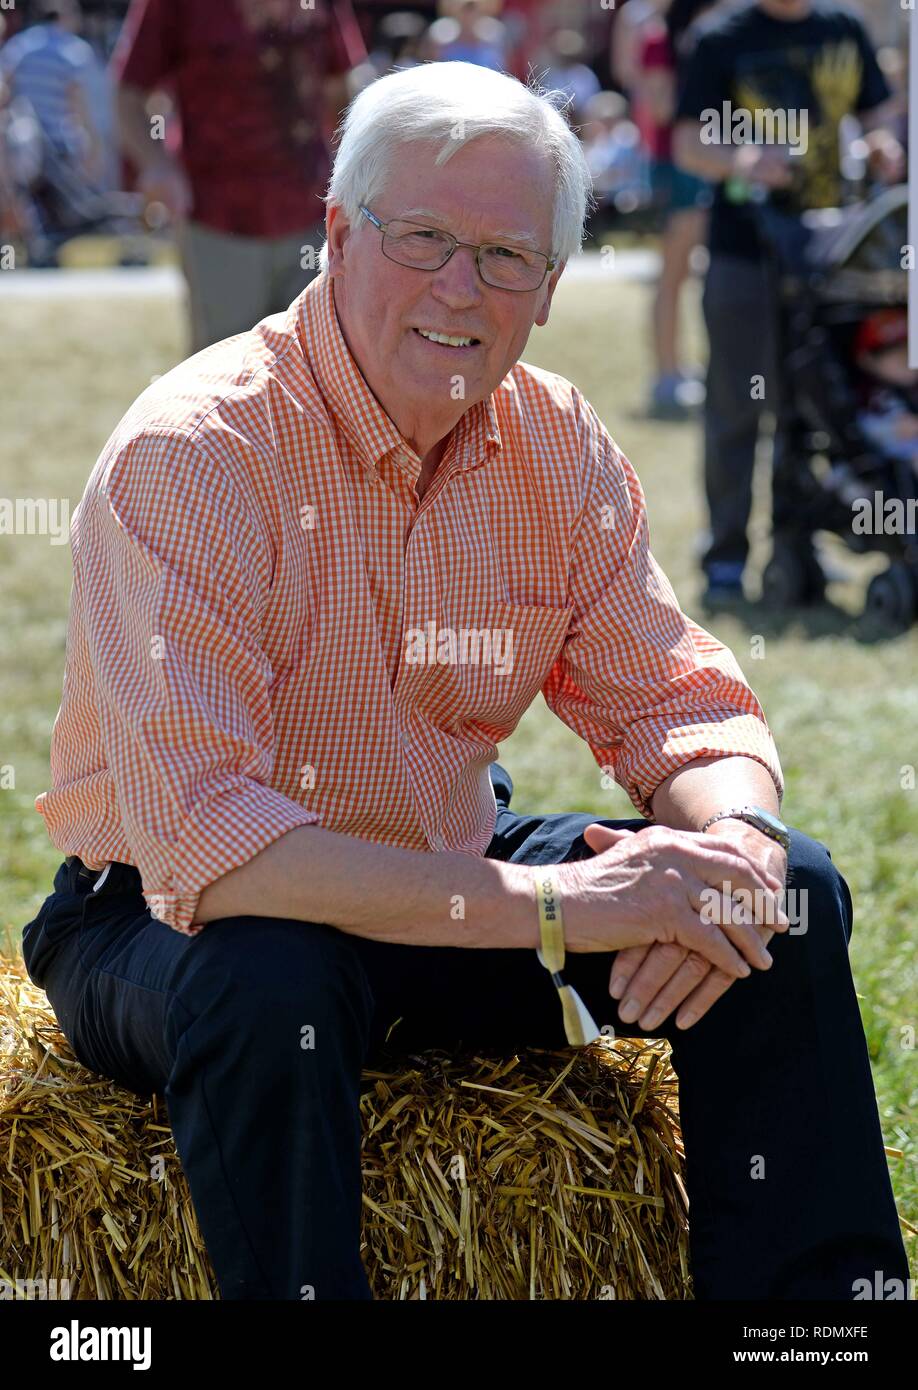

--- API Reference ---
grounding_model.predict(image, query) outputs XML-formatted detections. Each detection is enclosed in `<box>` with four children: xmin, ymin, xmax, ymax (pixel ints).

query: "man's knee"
<box><xmin>169</xmin><ymin>916</ymin><xmax>374</xmax><ymax>1055</ymax></box>
<box><xmin>784</xmin><ymin>826</ymin><xmax>853</xmax><ymax>949</ymax></box>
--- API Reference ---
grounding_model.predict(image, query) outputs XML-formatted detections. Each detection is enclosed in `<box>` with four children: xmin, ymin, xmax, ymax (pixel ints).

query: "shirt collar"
<box><xmin>296</xmin><ymin>270</ymin><xmax>502</xmax><ymax>482</ymax></box>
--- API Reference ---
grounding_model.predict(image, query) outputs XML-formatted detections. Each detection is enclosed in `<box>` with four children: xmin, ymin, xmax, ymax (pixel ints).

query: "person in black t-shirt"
<box><xmin>671</xmin><ymin>0</ymin><xmax>904</xmax><ymax>605</ymax></box>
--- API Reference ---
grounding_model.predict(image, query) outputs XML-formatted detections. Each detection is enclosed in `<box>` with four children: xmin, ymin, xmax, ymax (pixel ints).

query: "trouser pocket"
<box><xmin>20</xmin><ymin>861</ymin><xmax>83</xmax><ymax>989</ymax></box>
<box><xmin>20</xmin><ymin>862</ymin><xmax>110</xmax><ymax>1076</ymax></box>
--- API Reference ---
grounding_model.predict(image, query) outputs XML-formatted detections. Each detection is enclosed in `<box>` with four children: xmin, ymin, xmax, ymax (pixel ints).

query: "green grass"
<box><xmin>1</xmin><ymin>271</ymin><xmax>915</xmax><ymax>1277</ymax></box>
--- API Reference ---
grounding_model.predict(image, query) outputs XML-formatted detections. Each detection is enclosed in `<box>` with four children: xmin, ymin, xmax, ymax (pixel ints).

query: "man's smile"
<box><xmin>412</xmin><ymin>327</ymin><xmax>482</xmax><ymax>350</ymax></box>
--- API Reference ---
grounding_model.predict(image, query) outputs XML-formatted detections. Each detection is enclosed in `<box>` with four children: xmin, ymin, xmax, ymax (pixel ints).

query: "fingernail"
<box><xmin>641</xmin><ymin>1008</ymin><xmax>663</xmax><ymax>1029</ymax></box>
<box><xmin>609</xmin><ymin>976</ymin><xmax>627</xmax><ymax>999</ymax></box>
<box><xmin>619</xmin><ymin>998</ymin><xmax>640</xmax><ymax>1023</ymax></box>
<box><xmin>739</xmin><ymin>962</ymin><xmax>752</xmax><ymax>976</ymax></box>
<box><xmin>677</xmin><ymin>1011</ymin><xmax>698</xmax><ymax>1029</ymax></box>
<box><xmin>761</xmin><ymin>949</ymin><xmax>773</xmax><ymax>967</ymax></box>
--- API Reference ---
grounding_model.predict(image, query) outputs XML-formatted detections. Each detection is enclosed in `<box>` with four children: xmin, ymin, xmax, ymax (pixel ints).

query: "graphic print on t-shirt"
<box><xmin>733</xmin><ymin>37</ymin><xmax>864</xmax><ymax>211</ymax></box>
<box><xmin>675</xmin><ymin>2</ymin><xmax>891</xmax><ymax>259</ymax></box>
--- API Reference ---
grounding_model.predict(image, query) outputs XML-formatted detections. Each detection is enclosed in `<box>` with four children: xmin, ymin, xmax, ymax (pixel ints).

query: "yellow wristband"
<box><xmin>535</xmin><ymin>871</ymin><xmax>566</xmax><ymax>974</ymax></box>
<box><xmin>533</xmin><ymin>870</ymin><xmax>602</xmax><ymax>1048</ymax></box>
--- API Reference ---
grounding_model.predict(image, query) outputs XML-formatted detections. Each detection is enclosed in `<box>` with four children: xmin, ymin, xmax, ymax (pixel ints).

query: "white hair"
<box><xmin>317</xmin><ymin>61</ymin><xmax>596</xmax><ymax>274</ymax></box>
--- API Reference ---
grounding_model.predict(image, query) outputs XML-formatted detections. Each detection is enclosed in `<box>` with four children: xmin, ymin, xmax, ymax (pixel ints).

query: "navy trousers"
<box><xmin>20</xmin><ymin>763</ymin><xmax>908</xmax><ymax>1301</ymax></box>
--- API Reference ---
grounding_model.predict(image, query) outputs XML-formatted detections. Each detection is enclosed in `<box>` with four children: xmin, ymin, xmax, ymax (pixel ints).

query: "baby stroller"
<box><xmin>753</xmin><ymin>184</ymin><xmax>917</xmax><ymax>629</ymax></box>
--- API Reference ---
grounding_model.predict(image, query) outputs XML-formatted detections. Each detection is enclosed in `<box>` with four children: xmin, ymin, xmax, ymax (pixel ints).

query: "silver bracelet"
<box><xmin>700</xmin><ymin>808</ymin><xmax>745</xmax><ymax>834</ymax></box>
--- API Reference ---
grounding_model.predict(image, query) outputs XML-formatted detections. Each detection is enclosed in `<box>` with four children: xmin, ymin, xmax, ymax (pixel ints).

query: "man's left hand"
<box><xmin>584</xmin><ymin>818</ymin><xmax>788</xmax><ymax>1032</ymax></box>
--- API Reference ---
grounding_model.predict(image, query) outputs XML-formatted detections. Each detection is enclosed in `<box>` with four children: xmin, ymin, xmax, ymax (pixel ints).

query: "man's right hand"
<box><xmin>557</xmin><ymin>822</ymin><xmax>788</xmax><ymax>980</ymax></box>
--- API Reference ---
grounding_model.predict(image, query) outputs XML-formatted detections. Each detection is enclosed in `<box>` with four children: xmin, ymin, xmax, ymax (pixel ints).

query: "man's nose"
<box><xmin>430</xmin><ymin>243</ymin><xmax>484</xmax><ymax>300</ymax></box>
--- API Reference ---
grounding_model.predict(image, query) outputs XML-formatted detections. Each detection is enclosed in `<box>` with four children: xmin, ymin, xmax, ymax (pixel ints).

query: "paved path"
<box><xmin>1</xmin><ymin>249</ymin><xmax>663</xmax><ymax>300</ymax></box>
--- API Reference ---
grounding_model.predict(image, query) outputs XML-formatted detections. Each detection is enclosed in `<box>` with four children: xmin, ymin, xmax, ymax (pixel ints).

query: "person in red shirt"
<box><xmin>111</xmin><ymin>0</ymin><xmax>367</xmax><ymax>351</ymax></box>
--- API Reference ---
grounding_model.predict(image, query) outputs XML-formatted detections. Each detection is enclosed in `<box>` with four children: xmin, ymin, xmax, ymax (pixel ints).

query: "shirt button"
<box><xmin>400</xmin><ymin>731</ymin><xmax>411</xmax><ymax>749</ymax></box>
<box><xmin>431</xmin><ymin>833</ymin><xmax>444</xmax><ymax>851</ymax></box>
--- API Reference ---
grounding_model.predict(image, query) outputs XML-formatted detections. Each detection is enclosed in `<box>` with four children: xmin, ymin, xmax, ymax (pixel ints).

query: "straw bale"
<box><xmin>0</xmin><ymin>957</ymin><xmax>690</xmax><ymax>1300</ymax></box>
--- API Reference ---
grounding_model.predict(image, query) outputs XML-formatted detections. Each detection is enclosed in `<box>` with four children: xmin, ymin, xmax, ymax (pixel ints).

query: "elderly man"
<box><xmin>24</xmin><ymin>61</ymin><xmax>907</xmax><ymax>1302</ymax></box>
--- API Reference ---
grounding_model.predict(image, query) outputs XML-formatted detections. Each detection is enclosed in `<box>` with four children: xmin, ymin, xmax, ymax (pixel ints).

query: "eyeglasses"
<box><xmin>359</xmin><ymin>205</ymin><xmax>556</xmax><ymax>293</ymax></box>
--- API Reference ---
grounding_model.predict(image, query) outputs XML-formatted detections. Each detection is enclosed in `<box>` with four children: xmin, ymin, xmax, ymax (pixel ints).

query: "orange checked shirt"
<box><xmin>35</xmin><ymin>269</ymin><xmax>783</xmax><ymax>935</ymax></box>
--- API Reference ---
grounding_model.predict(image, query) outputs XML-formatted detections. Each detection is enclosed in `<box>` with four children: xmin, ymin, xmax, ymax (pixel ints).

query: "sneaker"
<box><xmin>702</xmin><ymin>561</ymin><xmax>746</xmax><ymax>609</ymax></box>
<box><xmin>674</xmin><ymin>371</ymin><xmax>705</xmax><ymax>406</ymax></box>
<box><xmin>648</xmin><ymin>372</ymin><xmax>705</xmax><ymax>420</ymax></box>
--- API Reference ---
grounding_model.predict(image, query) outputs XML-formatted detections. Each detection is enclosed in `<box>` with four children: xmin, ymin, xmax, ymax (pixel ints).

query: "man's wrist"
<box><xmin>701</xmin><ymin>805</ymin><xmax>790</xmax><ymax>853</ymax></box>
<box><xmin>497</xmin><ymin>860</ymin><xmax>545</xmax><ymax>950</ymax></box>
<box><xmin>703</xmin><ymin>811</ymin><xmax>790</xmax><ymax>861</ymax></box>
<box><xmin>704</xmin><ymin>816</ymin><xmax>775</xmax><ymax>848</ymax></box>
<box><xmin>532</xmin><ymin>868</ymin><xmax>601</xmax><ymax>1046</ymax></box>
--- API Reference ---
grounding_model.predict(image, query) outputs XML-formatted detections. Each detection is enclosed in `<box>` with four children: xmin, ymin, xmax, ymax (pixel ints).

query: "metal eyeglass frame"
<box><xmin>358</xmin><ymin>205</ymin><xmax>557</xmax><ymax>292</ymax></box>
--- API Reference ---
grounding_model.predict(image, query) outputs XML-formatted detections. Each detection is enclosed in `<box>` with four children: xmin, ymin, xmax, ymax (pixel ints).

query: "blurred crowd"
<box><xmin>0</xmin><ymin>0</ymin><xmax>649</xmax><ymax>266</ymax></box>
<box><xmin>2</xmin><ymin>1</ymin><xmax>902</xmax><ymax>258</ymax></box>
<box><xmin>0</xmin><ymin>0</ymin><xmax>911</xmax><ymax>610</ymax></box>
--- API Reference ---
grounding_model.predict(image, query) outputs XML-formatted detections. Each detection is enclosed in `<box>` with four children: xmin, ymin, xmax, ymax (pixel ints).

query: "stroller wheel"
<box><xmin>865</xmin><ymin>564</ymin><xmax>915</xmax><ymax>632</ymax></box>
<box><xmin>761</xmin><ymin>539</ymin><xmax>825</xmax><ymax>608</ymax></box>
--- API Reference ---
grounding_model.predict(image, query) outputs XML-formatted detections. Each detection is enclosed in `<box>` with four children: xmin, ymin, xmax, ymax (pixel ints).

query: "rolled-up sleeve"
<box><xmin>78</xmin><ymin>428</ymin><xmax>321</xmax><ymax>934</ymax></box>
<box><xmin>541</xmin><ymin>393</ymin><xmax>784</xmax><ymax>818</ymax></box>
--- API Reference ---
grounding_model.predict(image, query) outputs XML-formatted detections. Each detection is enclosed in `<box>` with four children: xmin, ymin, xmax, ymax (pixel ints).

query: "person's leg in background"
<box><xmin>763</xmin><ymin>263</ymin><xmax>827</xmax><ymax>590</ymax></box>
<box><xmin>647</xmin><ymin>164</ymin><xmax>710</xmax><ymax>420</ymax></box>
<box><xmin>20</xmin><ymin>857</ymin><xmax>376</xmax><ymax>1301</ymax></box>
<box><xmin>268</xmin><ymin>219</ymin><xmax>328</xmax><ymax>317</ymax></box>
<box><xmin>176</xmin><ymin>220</ymin><xmax>273</xmax><ymax>354</ymax></box>
<box><xmin>700</xmin><ymin>251</ymin><xmax>775</xmax><ymax>605</ymax></box>
<box><xmin>175</xmin><ymin>218</ymin><xmax>329</xmax><ymax>355</ymax></box>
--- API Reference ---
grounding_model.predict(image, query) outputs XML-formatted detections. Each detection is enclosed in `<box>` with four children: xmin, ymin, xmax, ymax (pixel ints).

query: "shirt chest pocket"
<box><xmin>412</xmin><ymin>598</ymin><xmax>575</xmax><ymax>736</ymax></box>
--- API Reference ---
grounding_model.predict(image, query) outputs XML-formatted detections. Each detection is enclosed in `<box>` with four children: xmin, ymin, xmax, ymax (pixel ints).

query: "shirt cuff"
<box><xmin>616</xmin><ymin>715</ymin><xmax>785</xmax><ymax>821</ymax></box>
<box><xmin>141</xmin><ymin>784</ymin><xmax>323</xmax><ymax>935</ymax></box>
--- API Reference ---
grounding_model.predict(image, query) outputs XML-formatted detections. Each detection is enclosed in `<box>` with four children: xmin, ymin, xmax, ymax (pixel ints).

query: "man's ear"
<box><xmin>325</xmin><ymin>203</ymin><xmax>352</xmax><ymax>276</ymax></box>
<box><xmin>534</xmin><ymin>261</ymin><xmax>566</xmax><ymax>328</ymax></box>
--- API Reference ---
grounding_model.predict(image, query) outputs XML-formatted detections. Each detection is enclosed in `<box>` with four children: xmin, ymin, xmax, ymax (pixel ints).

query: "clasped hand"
<box><xmin>559</xmin><ymin>820</ymin><xmax>789</xmax><ymax>1032</ymax></box>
